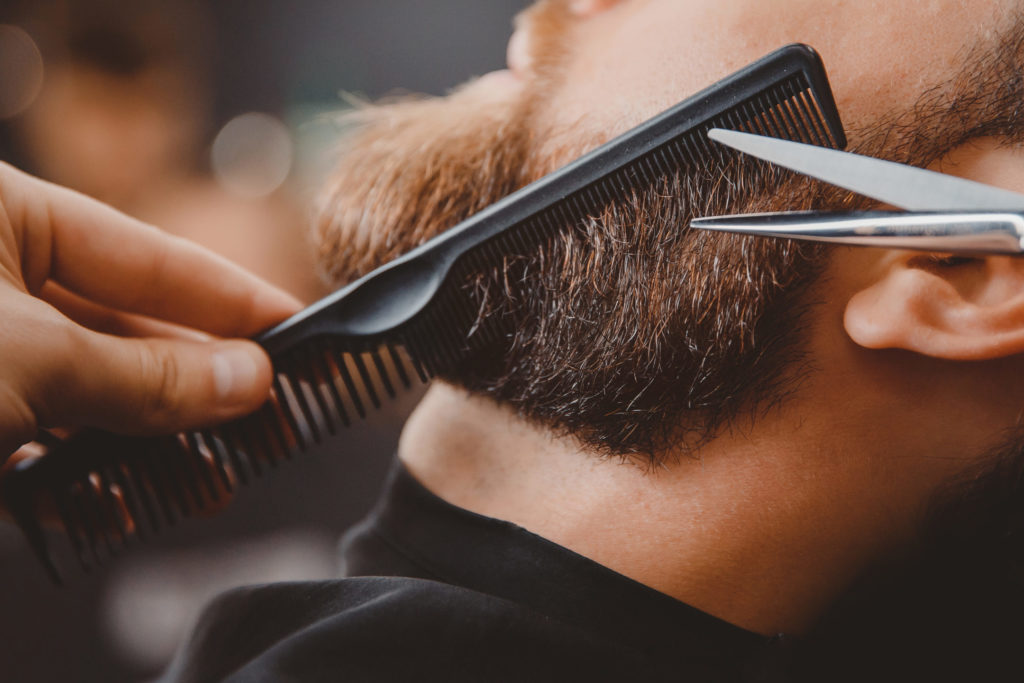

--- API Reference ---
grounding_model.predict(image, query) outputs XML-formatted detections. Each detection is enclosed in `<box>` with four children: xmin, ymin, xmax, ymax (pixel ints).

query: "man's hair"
<box><xmin>317</xmin><ymin>4</ymin><xmax>1024</xmax><ymax>465</ymax></box>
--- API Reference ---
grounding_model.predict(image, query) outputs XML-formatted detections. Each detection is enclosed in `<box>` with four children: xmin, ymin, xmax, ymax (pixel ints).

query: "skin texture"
<box><xmin>317</xmin><ymin>1</ymin><xmax>840</xmax><ymax>457</ymax></box>
<box><xmin>533</xmin><ymin>0</ymin><xmax>990</xmax><ymax>148</ymax></box>
<box><xmin>316</xmin><ymin>0</ymin><xmax>1024</xmax><ymax>637</ymax></box>
<box><xmin>0</xmin><ymin>163</ymin><xmax>302</xmax><ymax>466</ymax></box>
<box><xmin>317</xmin><ymin>0</ymin><xmax>1024</xmax><ymax>461</ymax></box>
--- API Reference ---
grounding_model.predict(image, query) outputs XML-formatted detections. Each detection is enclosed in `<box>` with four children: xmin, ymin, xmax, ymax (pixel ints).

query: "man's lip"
<box><xmin>476</xmin><ymin>69</ymin><xmax>521</xmax><ymax>91</ymax></box>
<box><xmin>506</xmin><ymin>24</ymin><xmax>531</xmax><ymax>78</ymax></box>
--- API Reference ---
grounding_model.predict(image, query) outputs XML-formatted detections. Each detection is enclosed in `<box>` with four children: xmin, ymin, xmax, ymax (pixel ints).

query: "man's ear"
<box><xmin>844</xmin><ymin>254</ymin><xmax>1024</xmax><ymax>360</ymax></box>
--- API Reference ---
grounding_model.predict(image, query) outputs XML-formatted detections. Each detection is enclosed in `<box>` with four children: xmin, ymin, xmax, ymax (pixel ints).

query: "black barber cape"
<box><xmin>162</xmin><ymin>459</ymin><xmax>788</xmax><ymax>682</ymax></box>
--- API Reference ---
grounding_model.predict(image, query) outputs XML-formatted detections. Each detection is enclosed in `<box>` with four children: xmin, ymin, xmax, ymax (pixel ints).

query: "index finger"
<box><xmin>4</xmin><ymin>164</ymin><xmax>304</xmax><ymax>337</ymax></box>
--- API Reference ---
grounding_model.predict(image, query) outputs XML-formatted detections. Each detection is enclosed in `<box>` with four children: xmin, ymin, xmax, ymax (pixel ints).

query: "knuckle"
<box><xmin>20</xmin><ymin>309</ymin><xmax>81</xmax><ymax>422</ymax></box>
<box><xmin>138</xmin><ymin>345</ymin><xmax>186</xmax><ymax>425</ymax></box>
<box><xmin>0</xmin><ymin>381</ymin><xmax>38</xmax><ymax>451</ymax></box>
<box><xmin>135</xmin><ymin>240</ymin><xmax>173</xmax><ymax>309</ymax></box>
<box><xmin>235</xmin><ymin>287</ymin><xmax>264</xmax><ymax>334</ymax></box>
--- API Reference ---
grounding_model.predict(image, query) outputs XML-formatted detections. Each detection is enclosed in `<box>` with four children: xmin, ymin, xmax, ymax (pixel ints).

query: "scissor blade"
<box><xmin>690</xmin><ymin>210</ymin><xmax>1024</xmax><ymax>255</ymax></box>
<box><xmin>708</xmin><ymin>129</ymin><xmax>1024</xmax><ymax>211</ymax></box>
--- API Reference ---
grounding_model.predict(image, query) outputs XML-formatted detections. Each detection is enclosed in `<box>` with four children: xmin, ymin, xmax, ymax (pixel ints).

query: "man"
<box><xmin>165</xmin><ymin>0</ymin><xmax>1024</xmax><ymax>680</ymax></box>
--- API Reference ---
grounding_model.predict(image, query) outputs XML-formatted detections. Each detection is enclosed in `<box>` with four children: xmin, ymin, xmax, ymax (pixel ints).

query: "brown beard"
<box><xmin>316</xmin><ymin>4</ymin><xmax>1024</xmax><ymax>462</ymax></box>
<box><xmin>314</xmin><ymin>82</ymin><xmax>534</xmax><ymax>286</ymax></box>
<box><xmin>314</xmin><ymin>0</ymin><xmax>571</xmax><ymax>286</ymax></box>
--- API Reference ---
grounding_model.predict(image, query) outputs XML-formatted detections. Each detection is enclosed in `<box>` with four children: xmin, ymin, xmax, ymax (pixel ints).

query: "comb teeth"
<box><xmin>3</xmin><ymin>342</ymin><xmax>426</xmax><ymax>581</ymax></box>
<box><xmin>3</xmin><ymin>44</ymin><xmax>845</xmax><ymax>582</ymax></box>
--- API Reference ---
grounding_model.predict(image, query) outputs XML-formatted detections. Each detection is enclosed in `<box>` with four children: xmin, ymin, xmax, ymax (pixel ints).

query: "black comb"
<box><xmin>2</xmin><ymin>44</ymin><xmax>846</xmax><ymax>583</ymax></box>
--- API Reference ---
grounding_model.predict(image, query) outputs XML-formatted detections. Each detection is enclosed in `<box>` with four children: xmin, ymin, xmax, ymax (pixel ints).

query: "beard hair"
<box><xmin>313</xmin><ymin>83</ymin><xmax>533</xmax><ymax>287</ymax></box>
<box><xmin>314</xmin><ymin>0</ymin><xmax>571</xmax><ymax>286</ymax></box>
<box><xmin>314</xmin><ymin>5</ymin><xmax>1024</xmax><ymax>671</ymax></box>
<box><xmin>314</xmin><ymin>4</ymin><xmax>1024</xmax><ymax>463</ymax></box>
<box><xmin>312</xmin><ymin>0</ymin><xmax>838</xmax><ymax>459</ymax></box>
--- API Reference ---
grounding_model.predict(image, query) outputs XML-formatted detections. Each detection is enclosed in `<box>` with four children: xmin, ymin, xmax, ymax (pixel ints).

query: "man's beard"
<box><xmin>315</xmin><ymin>0</ymin><xmax>570</xmax><ymax>287</ymax></box>
<box><xmin>316</xmin><ymin>4</ymin><xmax>1024</xmax><ymax>463</ymax></box>
<box><xmin>315</xmin><ymin>0</ymin><xmax>839</xmax><ymax>459</ymax></box>
<box><xmin>317</xmin><ymin>3</ymin><xmax>1024</xmax><ymax>671</ymax></box>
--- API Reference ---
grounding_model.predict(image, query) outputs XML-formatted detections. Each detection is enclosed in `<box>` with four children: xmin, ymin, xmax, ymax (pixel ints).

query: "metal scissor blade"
<box><xmin>708</xmin><ymin>129</ymin><xmax>1024</xmax><ymax>211</ymax></box>
<box><xmin>690</xmin><ymin>210</ymin><xmax>1024</xmax><ymax>255</ymax></box>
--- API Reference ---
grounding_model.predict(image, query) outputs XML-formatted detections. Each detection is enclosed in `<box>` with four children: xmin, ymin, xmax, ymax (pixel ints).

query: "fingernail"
<box><xmin>211</xmin><ymin>346</ymin><xmax>261</xmax><ymax>403</ymax></box>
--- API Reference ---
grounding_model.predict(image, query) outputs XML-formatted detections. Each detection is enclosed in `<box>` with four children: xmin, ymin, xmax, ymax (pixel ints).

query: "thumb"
<box><xmin>47</xmin><ymin>330</ymin><xmax>274</xmax><ymax>434</ymax></box>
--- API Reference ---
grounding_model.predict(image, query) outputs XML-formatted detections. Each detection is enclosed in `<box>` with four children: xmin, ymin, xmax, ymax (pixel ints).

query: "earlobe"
<box><xmin>844</xmin><ymin>255</ymin><xmax>1024</xmax><ymax>360</ymax></box>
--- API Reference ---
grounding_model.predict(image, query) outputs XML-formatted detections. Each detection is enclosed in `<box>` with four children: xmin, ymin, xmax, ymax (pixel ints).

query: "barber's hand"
<box><xmin>0</xmin><ymin>162</ymin><xmax>303</xmax><ymax>465</ymax></box>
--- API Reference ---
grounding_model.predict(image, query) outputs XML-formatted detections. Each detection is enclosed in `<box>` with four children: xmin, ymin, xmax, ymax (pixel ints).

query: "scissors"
<box><xmin>690</xmin><ymin>128</ymin><xmax>1024</xmax><ymax>255</ymax></box>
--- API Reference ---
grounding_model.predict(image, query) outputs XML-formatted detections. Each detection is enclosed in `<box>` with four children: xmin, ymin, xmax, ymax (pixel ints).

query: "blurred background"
<box><xmin>0</xmin><ymin>1</ymin><xmax>526</xmax><ymax>680</ymax></box>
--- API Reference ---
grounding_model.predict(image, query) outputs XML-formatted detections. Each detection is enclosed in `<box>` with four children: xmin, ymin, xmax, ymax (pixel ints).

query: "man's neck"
<box><xmin>397</xmin><ymin>375</ymin><xmax>980</xmax><ymax>636</ymax></box>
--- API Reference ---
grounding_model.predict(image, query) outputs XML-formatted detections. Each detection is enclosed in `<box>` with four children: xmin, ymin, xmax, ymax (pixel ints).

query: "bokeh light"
<box><xmin>102</xmin><ymin>532</ymin><xmax>337</xmax><ymax>669</ymax></box>
<box><xmin>0</xmin><ymin>25</ymin><xmax>45</xmax><ymax>120</ymax></box>
<box><xmin>210</xmin><ymin>112</ymin><xmax>293</xmax><ymax>198</ymax></box>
